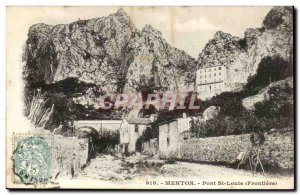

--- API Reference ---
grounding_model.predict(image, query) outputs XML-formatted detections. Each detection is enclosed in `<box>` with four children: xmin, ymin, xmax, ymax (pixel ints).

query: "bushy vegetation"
<box><xmin>191</xmin><ymin>111</ymin><xmax>262</xmax><ymax>137</ymax></box>
<box><xmin>25</xmin><ymin>90</ymin><xmax>54</xmax><ymax>129</ymax></box>
<box><xmin>254</xmin><ymin>82</ymin><xmax>294</xmax><ymax>130</ymax></box>
<box><xmin>77</xmin><ymin>126</ymin><xmax>119</xmax><ymax>159</ymax></box>
<box><xmin>243</xmin><ymin>56</ymin><xmax>293</xmax><ymax>96</ymax></box>
<box><xmin>142</xmin><ymin>126</ymin><xmax>158</xmax><ymax>141</ymax></box>
<box><xmin>24</xmin><ymin>77</ymin><xmax>126</xmax><ymax>129</ymax></box>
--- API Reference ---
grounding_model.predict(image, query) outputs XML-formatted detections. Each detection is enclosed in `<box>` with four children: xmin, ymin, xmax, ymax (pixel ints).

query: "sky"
<box><xmin>7</xmin><ymin>6</ymin><xmax>271</xmax><ymax>58</ymax></box>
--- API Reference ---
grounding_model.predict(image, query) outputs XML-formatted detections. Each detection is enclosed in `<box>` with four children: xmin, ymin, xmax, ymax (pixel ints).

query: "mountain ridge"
<box><xmin>24</xmin><ymin>8</ymin><xmax>196</xmax><ymax>94</ymax></box>
<box><xmin>24</xmin><ymin>7</ymin><xmax>293</xmax><ymax>95</ymax></box>
<box><xmin>196</xmin><ymin>6</ymin><xmax>293</xmax><ymax>90</ymax></box>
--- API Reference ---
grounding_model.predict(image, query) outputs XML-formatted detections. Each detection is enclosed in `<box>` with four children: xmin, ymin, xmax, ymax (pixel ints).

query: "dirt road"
<box><xmin>79</xmin><ymin>154</ymin><xmax>293</xmax><ymax>186</ymax></box>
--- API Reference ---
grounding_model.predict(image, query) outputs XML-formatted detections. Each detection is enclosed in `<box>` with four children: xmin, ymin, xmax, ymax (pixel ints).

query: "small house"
<box><xmin>158</xmin><ymin>117</ymin><xmax>191</xmax><ymax>157</ymax></box>
<box><xmin>119</xmin><ymin>118</ymin><xmax>153</xmax><ymax>153</ymax></box>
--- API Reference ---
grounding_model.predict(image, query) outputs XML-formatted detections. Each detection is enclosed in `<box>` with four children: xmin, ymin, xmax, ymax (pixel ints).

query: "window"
<box><xmin>219</xmin><ymin>67</ymin><xmax>222</xmax><ymax>70</ymax></box>
<box><xmin>214</xmin><ymin>73</ymin><xmax>216</xmax><ymax>76</ymax></box>
<box><xmin>219</xmin><ymin>72</ymin><xmax>221</xmax><ymax>76</ymax></box>
<box><xmin>135</xmin><ymin>125</ymin><xmax>138</xmax><ymax>133</ymax></box>
<box><xmin>167</xmin><ymin>137</ymin><xmax>170</xmax><ymax>147</ymax></box>
<box><xmin>214</xmin><ymin>68</ymin><xmax>216</xmax><ymax>71</ymax></box>
<box><xmin>209</xmin><ymin>86</ymin><xmax>211</xmax><ymax>90</ymax></box>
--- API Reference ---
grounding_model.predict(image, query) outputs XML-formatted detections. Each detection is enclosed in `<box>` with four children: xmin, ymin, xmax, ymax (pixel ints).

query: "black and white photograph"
<box><xmin>5</xmin><ymin>5</ymin><xmax>294</xmax><ymax>190</ymax></box>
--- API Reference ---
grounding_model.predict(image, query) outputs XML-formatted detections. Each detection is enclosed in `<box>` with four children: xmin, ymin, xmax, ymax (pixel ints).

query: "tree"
<box><xmin>244</xmin><ymin>56</ymin><xmax>292</xmax><ymax>96</ymax></box>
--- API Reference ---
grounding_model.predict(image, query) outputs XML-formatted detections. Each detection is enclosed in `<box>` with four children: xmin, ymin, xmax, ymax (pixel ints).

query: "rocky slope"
<box><xmin>242</xmin><ymin>77</ymin><xmax>293</xmax><ymax>110</ymax></box>
<box><xmin>196</xmin><ymin>6</ymin><xmax>293</xmax><ymax>89</ymax></box>
<box><xmin>24</xmin><ymin>8</ymin><xmax>196</xmax><ymax>94</ymax></box>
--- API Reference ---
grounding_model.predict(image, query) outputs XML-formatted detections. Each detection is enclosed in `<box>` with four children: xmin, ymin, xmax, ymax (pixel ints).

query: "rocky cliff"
<box><xmin>24</xmin><ymin>8</ymin><xmax>196</xmax><ymax>93</ymax></box>
<box><xmin>24</xmin><ymin>7</ymin><xmax>293</xmax><ymax>95</ymax></box>
<box><xmin>196</xmin><ymin>6</ymin><xmax>293</xmax><ymax>89</ymax></box>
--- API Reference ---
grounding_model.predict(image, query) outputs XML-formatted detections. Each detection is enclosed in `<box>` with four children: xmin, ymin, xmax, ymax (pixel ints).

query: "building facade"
<box><xmin>158</xmin><ymin>117</ymin><xmax>191</xmax><ymax>157</ymax></box>
<box><xmin>119</xmin><ymin>118</ymin><xmax>153</xmax><ymax>153</ymax></box>
<box><xmin>196</xmin><ymin>65</ymin><xmax>228</xmax><ymax>100</ymax></box>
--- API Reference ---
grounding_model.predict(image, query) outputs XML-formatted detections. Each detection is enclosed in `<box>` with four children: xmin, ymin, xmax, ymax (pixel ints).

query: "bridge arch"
<box><xmin>76</xmin><ymin>125</ymin><xmax>119</xmax><ymax>158</ymax></box>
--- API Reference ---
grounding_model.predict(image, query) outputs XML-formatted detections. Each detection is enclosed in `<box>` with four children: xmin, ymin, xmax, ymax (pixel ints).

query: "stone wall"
<box><xmin>161</xmin><ymin>131</ymin><xmax>294</xmax><ymax>170</ymax></box>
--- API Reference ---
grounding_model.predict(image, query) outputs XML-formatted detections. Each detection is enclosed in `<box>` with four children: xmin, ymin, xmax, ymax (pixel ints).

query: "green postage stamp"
<box><xmin>13</xmin><ymin>136</ymin><xmax>52</xmax><ymax>184</ymax></box>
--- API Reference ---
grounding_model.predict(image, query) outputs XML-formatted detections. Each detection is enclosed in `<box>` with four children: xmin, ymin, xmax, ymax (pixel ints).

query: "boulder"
<box><xmin>203</xmin><ymin>106</ymin><xmax>221</xmax><ymax>121</ymax></box>
<box><xmin>242</xmin><ymin>92</ymin><xmax>269</xmax><ymax>110</ymax></box>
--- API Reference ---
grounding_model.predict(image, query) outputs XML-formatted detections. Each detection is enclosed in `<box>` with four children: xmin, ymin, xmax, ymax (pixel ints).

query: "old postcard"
<box><xmin>6</xmin><ymin>6</ymin><xmax>294</xmax><ymax>189</ymax></box>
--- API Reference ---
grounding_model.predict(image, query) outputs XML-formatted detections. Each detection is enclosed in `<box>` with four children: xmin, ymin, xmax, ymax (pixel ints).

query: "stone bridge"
<box><xmin>73</xmin><ymin>120</ymin><xmax>122</xmax><ymax>133</ymax></box>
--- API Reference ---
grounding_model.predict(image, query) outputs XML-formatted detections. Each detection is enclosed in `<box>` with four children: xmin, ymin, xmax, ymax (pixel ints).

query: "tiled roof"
<box><xmin>124</xmin><ymin>118</ymin><xmax>152</xmax><ymax>125</ymax></box>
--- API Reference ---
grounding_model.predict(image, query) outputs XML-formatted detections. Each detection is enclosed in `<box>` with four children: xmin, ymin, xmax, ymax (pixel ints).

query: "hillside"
<box><xmin>23</xmin><ymin>8</ymin><xmax>196</xmax><ymax>94</ymax></box>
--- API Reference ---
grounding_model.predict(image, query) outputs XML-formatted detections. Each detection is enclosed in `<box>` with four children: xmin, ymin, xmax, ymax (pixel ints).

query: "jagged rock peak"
<box><xmin>116</xmin><ymin>8</ymin><xmax>128</xmax><ymax>16</ymax></box>
<box><xmin>213</xmin><ymin>31</ymin><xmax>239</xmax><ymax>40</ymax></box>
<box><xmin>142</xmin><ymin>24</ymin><xmax>162</xmax><ymax>37</ymax></box>
<box><xmin>28</xmin><ymin>23</ymin><xmax>53</xmax><ymax>34</ymax></box>
<box><xmin>24</xmin><ymin>8</ymin><xmax>196</xmax><ymax>93</ymax></box>
<box><xmin>113</xmin><ymin>8</ymin><xmax>133</xmax><ymax>22</ymax></box>
<box><xmin>262</xmin><ymin>6</ymin><xmax>293</xmax><ymax>30</ymax></box>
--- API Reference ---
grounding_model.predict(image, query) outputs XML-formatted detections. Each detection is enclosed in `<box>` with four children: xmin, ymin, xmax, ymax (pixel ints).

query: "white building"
<box><xmin>196</xmin><ymin>65</ymin><xmax>228</xmax><ymax>100</ymax></box>
<box><xmin>158</xmin><ymin>117</ymin><xmax>191</xmax><ymax>157</ymax></box>
<box><xmin>119</xmin><ymin>118</ymin><xmax>153</xmax><ymax>153</ymax></box>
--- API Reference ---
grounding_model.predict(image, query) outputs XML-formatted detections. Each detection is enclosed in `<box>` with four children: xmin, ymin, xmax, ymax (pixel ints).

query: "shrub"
<box><xmin>200</xmin><ymin>91</ymin><xmax>246</xmax><ymax>117</ymax></box>
<box><xmin>192</xmin><ymin>110</ymin><xmax>268</xmax><ymax>138</ymax></box>
<box><xmin>244</xmin><ymin>56</ymin><xmax>292</xmax><ymax>96</ymax></box>
<box><xmin>25</xmin><ymin>90</ymin><xmax>54</xmax><ymax>128</ymax></box>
